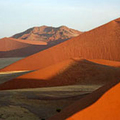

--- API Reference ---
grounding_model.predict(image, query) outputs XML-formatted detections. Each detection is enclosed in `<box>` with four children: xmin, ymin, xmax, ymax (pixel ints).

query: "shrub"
<box><xmin>56</xmin><ymin>108</ymin><xmax>61</xmax><ymax>112</ymax></box>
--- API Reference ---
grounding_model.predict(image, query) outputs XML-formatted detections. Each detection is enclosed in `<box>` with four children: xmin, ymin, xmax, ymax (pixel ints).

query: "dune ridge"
<box><xmin>0</xmin><ymin>38</ymin><xmax>35</xmax><ymax>51</ymax></box>
<box><xmin>0</xmin><ymin>59</ymin><xmax>120</xmax><ymax>90</ymax></box>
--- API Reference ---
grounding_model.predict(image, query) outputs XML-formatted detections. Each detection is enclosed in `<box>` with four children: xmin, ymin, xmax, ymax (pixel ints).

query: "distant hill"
<box><xmin>12</xmin><ymin>26</ymin><xmax>81</xmax><ymax>44</ymax></box>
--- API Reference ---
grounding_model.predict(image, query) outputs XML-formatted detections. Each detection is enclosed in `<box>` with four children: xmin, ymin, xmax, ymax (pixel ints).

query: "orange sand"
<box><xmin>0</xmin><ymin>59</ymin><xmax>120</xmax><ymax>90</ymax></box>
<box><xmin>0</xmin><ymin>37</ymin><xmax>47</xmax><ymax>57</ymax></box>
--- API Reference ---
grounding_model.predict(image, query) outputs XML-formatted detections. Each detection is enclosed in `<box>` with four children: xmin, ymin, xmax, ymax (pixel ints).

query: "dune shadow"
<box><xmin>0</xmin><ymin>45</ymin><xmax>47</xmax><ymax>58</ymax></box>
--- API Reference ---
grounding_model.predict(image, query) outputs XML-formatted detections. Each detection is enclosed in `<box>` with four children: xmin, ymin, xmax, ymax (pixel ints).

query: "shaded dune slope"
<box><xmin>0</xmin><ymin>70</ymin><xmax>32</xmax><ymax>84</ymax></box>
<box><xmin>0</xmin><ymin>45</ymin><xmax>47</xmax><ymax>58</ymax></box>
<box><xmin>1</xmin><ymin>18</ymin><xmax>120</xmax><ymax>71</ymax></box>
<box><xmin>0</xmin><ymin>59</ymin><xmax>120</xmax><ymax>90</ymax></box>
<box><xmin>48</xmin><ymin>79</ymin><xmax>120</xmax><ymax>120</ymax></box>
<box><xmin>0</xmin><ymin>58</ymin><xmax>23</xmax><ymax>69</ymax></box>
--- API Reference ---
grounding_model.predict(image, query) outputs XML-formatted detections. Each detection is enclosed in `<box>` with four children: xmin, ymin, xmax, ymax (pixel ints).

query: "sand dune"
<box><xmin>0</xmin><ymin>37</ymin><xmax>46</xmax><ymax>51</ymax></box>
<box><xmin>0</xmin><ymin>18</ymin><xmax>120</xmax><ymax>120</ymax></box>
<box><xmin>48</xmin><ymin>79</ymin><xmax>120</xmax><ymax>120</ymax></box>
<box><xmin>1</xmin><ymin>18</ymin><xmax>120</xmax><ymax>71</ymax></box>
<box><xmin>0</xmin><ymin>37</ymin><xmax>48</xmax><ymax>57</ymax></box>
<box><xmin>10</xmin><ymin>38</ymin><xmax>47</xmax><ymax>45</ymax></box>
<box><xmin>0</xmin><ymin>38</ymin><xmax>30</xmax><ymax>51</ymax></box>
<box><xmin>0</xmin><ymin>45</ymin><xmax>47</xmax><ymax>58</ymax></box>
<box><xmin>0</xmin><ymin>59</ymin><xmax>120</xmax><ymax>90</ymax></box>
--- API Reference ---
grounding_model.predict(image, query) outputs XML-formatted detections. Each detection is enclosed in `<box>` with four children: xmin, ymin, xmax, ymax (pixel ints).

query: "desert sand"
<box><xmin>0</xmin><ymin>18</ymin><xmax>120</xmax><ymax>120</ymax></box>
<box><xmin>0</xmin><ymin>37</ymin><xmax>46</xmax><ymax>51</ymax></box>
<box><xmin>0</xmin><ymin>58</ymin><xmax>120</xmax><ymax>90</ymax></box>
<box><xmin>1</xmin><ymin>18</ymin><xmax>120</xmax><ymax>71</ymax></box>
<box><xmin>0</xmin><ymin>37</ymin><xmax>48</xmax><ymax>58</ymax></box>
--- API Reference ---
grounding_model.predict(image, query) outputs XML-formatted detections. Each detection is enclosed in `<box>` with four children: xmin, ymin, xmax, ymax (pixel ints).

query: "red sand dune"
<box><xmin>0</xmin><ymin>37</ymin><xmax>47</xmax><ymax>51</ymax></box>
<box><xmin>0</xmin><ymin>59</ymin><xmax>120</xmax><ymax>90</ymax></box>
<box><xmin>10</xmin><ymin>38</ymin><xmax>47</xmax><ymax>45</ymax></box>
<box><xmin>0</xmin><ymin>45</ymin><xmax>47</xmax><ymax>58</ymax></box>
<box><xmin>1</xmin><ymin>18</ymin><xmax>120</xmax><ymax>71</ymax></box>
<box><xmin>48</xmin><ymin>80</ymin><xmax>120</xmax><ymax>120</ymax></box>
<box><xmin>0</xmin><ymin>37</ymin><xmax>32</xmax><ymax>51</ymax></box>
<box><xmin>0</xmin><ymin>37</ymin><xmax>48</xmax><ymax>57</ymax></box>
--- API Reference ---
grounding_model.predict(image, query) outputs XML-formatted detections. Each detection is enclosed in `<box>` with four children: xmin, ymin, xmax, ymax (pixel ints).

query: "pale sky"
<box><xmin>0</xmin><ymin>0</ymin><xmax>120</xmax><ymax>38</ymax></box>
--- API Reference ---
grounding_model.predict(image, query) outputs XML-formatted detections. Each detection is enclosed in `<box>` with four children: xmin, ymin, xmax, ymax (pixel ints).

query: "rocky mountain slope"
<box><xmin>12</xmin><ymin>26</ymin><xmax>81</xmax><ymax>44</ymax></box>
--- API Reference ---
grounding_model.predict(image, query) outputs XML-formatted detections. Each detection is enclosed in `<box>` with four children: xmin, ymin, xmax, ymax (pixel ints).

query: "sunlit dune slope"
<box><xmin>0</xmin><ymin>38</ymin><xmax>30</xmax><ymax>51</ymax></box>
<box><xmin>1</xmin><ymin>18</ymin><xmax>120</xmax><ymax>71</ymax></box>
<box><xmin>48</xmin><ymin>80</ymin><xmax>120</xmax><ymax>120</ymax></box>
<box><xmin>0</xmin><ymin>59</ymin><xmax>120</xmax><ymax>90</ymax></box>
<box><xmin>10</xmin><ymin>38</ymin><xmax>47</xmax><ymax>45</ymax></box>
